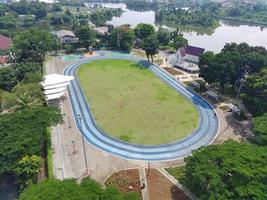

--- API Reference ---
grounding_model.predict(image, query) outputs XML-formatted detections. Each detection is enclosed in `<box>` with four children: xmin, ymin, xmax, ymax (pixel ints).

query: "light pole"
<box><xmin>75</xmin><ymin>114</ymin><xmax>89</xmax><ymax>175</ymax></box>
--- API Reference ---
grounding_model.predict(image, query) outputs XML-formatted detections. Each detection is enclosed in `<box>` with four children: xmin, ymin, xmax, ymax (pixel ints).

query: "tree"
<box><xmin>30</xmin><ymin>3</ymin><xmax>47</xmax><ymax>20</ymax></box>
<box><xmin>241</xmin><ymin>68</ymin><xmax>267</xmax><ymax>116</ymax></box>
<box><xmin>12</xmin><ymin>29</ymin><xmax>53</xmax><ymax>63</ymax></box>
<box><xmin>184</xmin><ymin>141</ymin><xmax>267</xmax><ymax>200</ymax></box>
<box><xmin>253</xmin><ymin>113</ymin><xmax>267</xmax><ymax>145</ymax></box>
<box><xmin>14</xmin><ymin>155</ymin><xmax>41</xmax><ymax>189</ymax></box>
<box><xmin>19</xmin><ymin>177</ymin><xmax>141</xmax><ymax>200</ymax></box>
<box><xmin>141</xmin><ymin>34</ymin><xmax>159</xmax><ymax>62</ymax></box>
<box><xmin>199</xmin><ymin>51</ymin><xmax>217</xmax><ymax>85</ymax></box>
<box><xmin>170</xmin><ymin>35</ymin><xmax>188</xmax><ymax>50</ymax></box>
<box><xmin>0</xmin><ymin>62</ymin><xmax>42</xmax><ymax>91</ymax></box>
<box><xmin>3</xmin><ymin>83</ymin><xmax>44</xmax><ymax>111</ymax></box>
<box><xmin>52</xmin><ymin>3</ymin><xmax>62</xmax><ymax>12</ymax></box>
<box><xmin>75</xmin><ymin>26</ymin><xmax>96</xmax><ymax>50</ymax></box>
<box><xmin>0</xmin><ymin>106</ymin><xmax>62</xmax><ymax>174</ymax></box>
<box><xmin>108</xmin><ymin>26</ymin><xmax>135</xmax><ymax>52</ymax></box>
<box><xmin>134</xmin><ymin>23</ymin><xmax>155</xmax><ymax>45</ymax></box>
<box><xmin>157</xmin><ymin>27</ymin><xmax>171</xmax><ymax>46</ymax></box>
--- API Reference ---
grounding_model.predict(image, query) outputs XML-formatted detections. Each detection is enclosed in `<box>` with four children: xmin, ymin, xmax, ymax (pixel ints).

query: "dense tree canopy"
<box><xmin>170</xmin><ymin>35</ymin><xmax>188</xmax><ymax>50</ymax></box>
<box><xmin>199</xmin><ymin>43</ymin><xmax>267</xmax><ymax>115</ymax></box>
<box><xmin>19</xmin><ymin>177</ymin><xmax>141</xmax><ymax>200</ymax></box>
<box><xmin>134</xmin><ymin>23</ymin><xmax>155</xmax><ymax>43</ymax></box>
<box><xmin>184</xmin><ymin>141</ymin><xmax>267</xmax><ymax>200</ymax></box>
<box><xmin>0</xmin><ymin>62</ymin><xmax>42</xmax><ymax>91</ymax></box>
<box><xmin>241</xmin><ymin>68</ymin><xmax>267</xmax><ymax>116</ymax></box>
<box><xmin>0</xmin><ymin>106</ymin><xmax>62</xmax><ymax>174</ymax></box>
<box><xmin>75</xmin><ymin>25</ymin><xmax>96</xmax><ymax>49</ymax></box>
<box><xmin>89</xmin><ymin>8</ymin><xmax>123</xmax><ymax>26</ymax></box>
<box><xmin>12</xmin><ymin>29</ymin><xmax>54</xmax><ymax>63</ymax></box>
<box><xmin>157</xmin><ymin>27</ymin><xmax>171</xmax><ymax>46</ymax></box>
<box><xmin>253</xmin><ymin>112</ymin><xmax>267</xmax><ymax>146</ymax></box>
<box><xmin>14</xmin><ymin>155</ymin><xmax>41</xmax><ymax>189</ymax></box>
<box><xmin>141</xmin><ymin>34</ymin><xmax>159</xmax><ymax>62</ymax></box>
<box><xmin>108</xmin><ymin>26</ymin><xmax>135</xmax><ymax>52</ymax></box>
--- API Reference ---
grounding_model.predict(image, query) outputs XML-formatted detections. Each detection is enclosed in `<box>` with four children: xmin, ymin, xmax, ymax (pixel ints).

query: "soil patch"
<box><xmin>163</xmin><ymin>67</ymin><xmax>183</xmax><ymax>75</ymax></box>
<box><xmin>105</xmin><ymin>169</ymin><xmax>142</xmax><ymax>197</ymax></box>
<box><xmin>146</xmin><ymin>169</ymin><xmax>190</xmax><ymax>200</ymax></box>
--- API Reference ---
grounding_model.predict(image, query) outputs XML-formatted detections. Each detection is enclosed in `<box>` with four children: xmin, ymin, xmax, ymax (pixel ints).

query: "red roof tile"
<box><xmin>0</xmin><ymin>35</ymin><xmax>12</xmax><ymax>51</ymax></box>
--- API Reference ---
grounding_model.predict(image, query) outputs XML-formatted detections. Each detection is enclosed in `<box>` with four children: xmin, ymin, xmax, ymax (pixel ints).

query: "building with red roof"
<box><xmin>0</xmin><ymin>35</ymin><xmax>12</xmax><ymax>51</ymax></box>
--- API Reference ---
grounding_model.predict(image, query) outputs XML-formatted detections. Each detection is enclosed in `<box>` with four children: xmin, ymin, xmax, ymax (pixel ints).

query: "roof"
<box><xmin>185</xmin><ymin>45</ymin><xmax>205</xmax><ymax>57</ymax></box>
<box><xmin>56</xmin><ymin>30</ymin><xmax>76</xmax><ymax>38</ymax></box>
<box><xmin>94</xmin><ymin>26</ymin><xmax>109</xmax><ymax>35</ymax></box>
<box><xmin>41</xmin><ymin>74</ymin><xmax>74</xmax><ymax>87</ymax></box>
<box><xmin>41</xmin><ymin>74</ymin><xmax>74</xmax><ymax>100</ymax></box>
<box><xmin>0</xmin><ymin>35</ymin><xmax>12</xmax><ymax>51</ymax></box>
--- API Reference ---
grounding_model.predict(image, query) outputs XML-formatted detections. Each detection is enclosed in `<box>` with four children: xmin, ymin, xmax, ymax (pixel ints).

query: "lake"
<box><xmin>96</xmin><ymin>3</ymin><xmax>267</xmax><ymax>53</ymax></box>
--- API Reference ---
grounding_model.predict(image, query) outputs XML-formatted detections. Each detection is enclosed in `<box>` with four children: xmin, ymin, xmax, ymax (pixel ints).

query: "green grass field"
<box><xmin>77</xmin><ymin>60</ymin><xmax>198</xmax><ymax>145</ymax></box>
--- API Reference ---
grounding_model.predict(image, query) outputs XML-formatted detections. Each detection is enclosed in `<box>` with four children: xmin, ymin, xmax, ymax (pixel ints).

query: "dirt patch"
<box><xmin>105</xmin><ymin>169</ymin><xmax>142</xmax><ymax>197</ymax></box>
<box><xmin>163</xmin><ymin>67</ymin><xmax>183</xmax><ymax>76</ymax></box>
<box><xmin>146</xmin><ymin>169</ymin><xmax>190</xmax><ymax>200</ymax></box>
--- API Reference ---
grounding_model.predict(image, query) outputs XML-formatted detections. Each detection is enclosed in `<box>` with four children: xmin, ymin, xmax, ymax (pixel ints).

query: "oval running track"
<box><xmin>64</xmin><ymin>53</ymin><xmax>219</xmax><ymax>161</ymax></box>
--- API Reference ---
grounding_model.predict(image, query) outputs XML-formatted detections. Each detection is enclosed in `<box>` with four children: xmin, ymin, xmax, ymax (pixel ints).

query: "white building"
<box><xmin>170</xmin><ymin>45</ymin><xmax>205</xmax><ymax>73</ymax></box>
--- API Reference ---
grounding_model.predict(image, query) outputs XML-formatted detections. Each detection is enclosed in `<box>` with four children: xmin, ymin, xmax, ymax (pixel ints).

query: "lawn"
<box><xmin>77</xmin><ymin>59</ymin><xmax>198</xmax><ymax>145</ymax></box>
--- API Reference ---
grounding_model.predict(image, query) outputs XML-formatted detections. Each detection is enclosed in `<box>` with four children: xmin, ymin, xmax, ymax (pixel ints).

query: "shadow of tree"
<box><xmin>170</xmin><ymin>185</ymin><xmax>191</xmax><ymax>200</ymax></box>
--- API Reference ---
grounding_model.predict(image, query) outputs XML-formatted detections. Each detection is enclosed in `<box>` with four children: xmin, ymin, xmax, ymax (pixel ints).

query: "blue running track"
<box><xmin>64</xmin><ymin>54</ymin><xmax>219</xmax><ymax>161</ymax></box>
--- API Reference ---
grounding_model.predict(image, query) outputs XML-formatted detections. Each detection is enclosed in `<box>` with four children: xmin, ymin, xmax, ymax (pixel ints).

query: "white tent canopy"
<box><xmin>41</xmin><ymin>74</ymin><xmax>74</xmax><ymax>100</ymax></box>
<box><xmin>41</xmin><ymin>74</ymin><xmax>74</xmax><ymax>87</ymax></box>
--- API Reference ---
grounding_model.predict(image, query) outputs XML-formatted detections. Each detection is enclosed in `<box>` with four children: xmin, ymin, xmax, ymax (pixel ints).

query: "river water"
<box><xmin>97</xmin><ymin>3</ymin><xmax>267</xmax><ymax>53</ymax></box>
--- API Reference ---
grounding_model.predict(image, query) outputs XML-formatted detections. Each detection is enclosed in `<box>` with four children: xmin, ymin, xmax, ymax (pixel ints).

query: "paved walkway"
<box><xmin>140</xmin><ymin>168</ymin><xmax>150</xmax><ymax>200</ymax></box>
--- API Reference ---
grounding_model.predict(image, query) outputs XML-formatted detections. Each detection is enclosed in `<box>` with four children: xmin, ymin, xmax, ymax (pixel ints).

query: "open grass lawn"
<box><xmin>78</xmin><ymin>59</ymin><xmax>198</xmax><ymax>145</ymax></box>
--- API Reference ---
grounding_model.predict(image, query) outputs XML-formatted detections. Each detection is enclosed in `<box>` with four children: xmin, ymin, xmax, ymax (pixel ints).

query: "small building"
<box><xmin>169</xmin><ymin>45</ymin><xmax>204</xmax><ymax>73</ymax></box>
<box><xmin>176</xmin><ymin>45</ymin><xmax>205</xmax><ymax>64</ymax></box>
<box><xmin>56</xmin><ymin>30</ymin><xmax>78</xmax><ymax>44</ymax></box>
<box><xmin>94</xmin><ymin>26</ymin><xmax>109</xmax><ymax>35</ymax></box>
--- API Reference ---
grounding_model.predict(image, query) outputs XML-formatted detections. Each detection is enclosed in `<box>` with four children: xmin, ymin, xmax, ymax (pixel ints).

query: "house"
<box><xmin>94</xmin><ymin>26</ymin><xmax>109</xmax><ymax>35</ymax></box>
<box><xmin>168</xmin><ymin>45</ymin><xmax>204</xmax><ymax>73</ymax></box>
<box><xmin>0</xmin><ymin>35</ymin><xmax>12</xmax><ymax>51</ymax></box>
<box><xmin>56</xmin><ymin>30</ymin><xmax>78</xmax><ymax>44</ymax></box>
<box><xmin>176</xmin><ymin>45</ymin><xmax>205</xmax><ymax>64</ymax></box>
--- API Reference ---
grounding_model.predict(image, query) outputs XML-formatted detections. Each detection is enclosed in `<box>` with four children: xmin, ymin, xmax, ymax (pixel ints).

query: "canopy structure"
<box><xmin>41</xmin><ymin>74</ymin><xmax>74</xmax><ymax>100</ymax></box>
<box><xmin>206</xmin><ymin>90</ymin><xmax>219</xmax><ymax>101</ymax></box>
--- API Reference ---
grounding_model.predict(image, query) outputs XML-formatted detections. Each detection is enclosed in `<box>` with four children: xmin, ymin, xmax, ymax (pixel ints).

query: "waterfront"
<box><xmin>98</xmin><ymin>3</ymin><xmax>267</xmax><ymax>52</ymax></box>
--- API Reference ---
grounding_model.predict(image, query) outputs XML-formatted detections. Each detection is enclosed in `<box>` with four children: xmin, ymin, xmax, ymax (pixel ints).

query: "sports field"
<box><xmin>77</xmin><ymin>59</ymin><xmax>198</xmax><ymax>145</ymax></box>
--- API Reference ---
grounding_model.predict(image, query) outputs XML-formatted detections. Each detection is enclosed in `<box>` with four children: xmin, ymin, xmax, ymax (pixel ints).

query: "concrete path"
<box><xmin>140</xmin><ymin>168</ymin><xmax>150</xmax><ymax>200</ymax></box>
